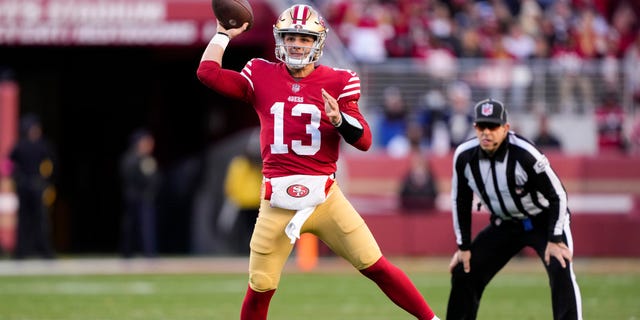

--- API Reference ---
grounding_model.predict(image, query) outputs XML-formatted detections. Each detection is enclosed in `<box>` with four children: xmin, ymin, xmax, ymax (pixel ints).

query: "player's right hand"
<box><xmin>216</xmin><ymin>20</ymin><xmax>249</xmax><ymax>39</ymax></box>
<box><xmin>449</xmin><ymin>250</ymin><xmax>471</xmax><ymax>273</ymax></box>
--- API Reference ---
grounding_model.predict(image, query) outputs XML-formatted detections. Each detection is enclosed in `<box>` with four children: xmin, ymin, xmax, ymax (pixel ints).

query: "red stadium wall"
<box><xmin>340</xmin><ymin>152</ymin><xmax>640</xmax><ymax>257</ymax></box>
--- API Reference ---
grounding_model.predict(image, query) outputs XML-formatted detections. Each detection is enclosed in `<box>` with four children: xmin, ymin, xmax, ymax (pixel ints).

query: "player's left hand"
<box><xmin>322</xmin><ymin>88</ymin><xmax>342</xmax><ymax>126</ymax></box>
<box><xmin>544</xmin><ymin>241</ymin><xmax>573</xmax><ymax>268</ymax></box>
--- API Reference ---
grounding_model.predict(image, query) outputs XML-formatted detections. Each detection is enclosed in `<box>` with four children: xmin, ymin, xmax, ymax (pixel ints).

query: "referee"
<box><xmin>446</xmin><ymin>99</ymin><xmax>583</xmax><ymax>320</ymax></box>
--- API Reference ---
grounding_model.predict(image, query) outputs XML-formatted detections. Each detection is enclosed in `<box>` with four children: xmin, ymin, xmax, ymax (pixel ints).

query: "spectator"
<box><xmin>399</xmin><ymin>152</ymin><xmax>438</xmax><ymax>213</ymax></box>
<box><xmin>594</xmin><ymin>91</ymin><xmax>627</xmax><ymax>153</ymax></box>
<box><xmin>544</xmin><ymin>0</ymin><xmax>573</xmax><ymax>46</ymax></box>
<box><xmin>376</xmin><ymin>86</ymin><xmax>410</xmax><ymax>155</ymax></box>
<box><xmin>600</xmin><ymin>31</ymin><xmax>622</xmax><ymax>93</ymax></box>
<box><xmin>518</xmin><ymin>0</ymin><xmax>543</xmax><ymax>36</ymax></box>
<box><xmin>629</xmin><ymin>115</ymin><xmax>640</xmax><ymax>155</ymax></box>
<box><xmin>416</xmin><ymin>88</ymin><xmax>446</xmax><ymax>148</ymax></box>
<box><xmin>9</xmin><ymin>114</ymin><xmax>57</xmax><ymax>260</ymax></box>
<box><xmin>415</xmin><ymin>32</ymin><xmax>458</xmax><ymax>81</ymax></box>
<box><xmin>385</xmin><ymin>1</ymin><xmax>418</xmax><ymax>58</ymax></box>
<box><xmin>503</xmin><ymin>20</ymin><xmax>536</xmax><ymax>61</ymax></box>
<box><xmin>551</xmin><ymin>35</ymin><xmax>593</xmax><ymax>114</ymax></box>
<box><xmin>474</xmin><ymin>3</ymin><xmax>505</xmax><ymax>57</ymax></box>
<box><xmin>572</xmin><ymin>6</ymin><xmax>608</xmax><ymax>60</ymax></box>
<box><xmin>474</xmin><ymin>33</ymin><xmax>516</xmax><ymax>107</ymax></box>
<box><xmin>624</xmin><ymin>32</ymin><xmax>640</xmax><ymax>108</ymax></box>
<box><xmin>564</xmin><ymin>6</ymin><xmax>608</xmax><ymax>112</ymax></box>
<box><xmin>120</xmin><ymin>129</ymin><xmax>160</xmax><ymax>258</ymax></box>
<box><xmin>340</xmin><ymin>0</ymin><xmax>393</xmax><ymax>63</ymax></box>
<box><xmin>406</xmin><ymin>120</ymin><xmax>428</xmax><ymax>152</ymax></box>
<box><xmin>609</xmin><ymin>1</ymin><xmax>638</xmax><ymax>57</ymax></box>
<box><xmin>453</xmin><ymin>28</ymin><xmax>484</xmax><ymax>58</ymax></box>
<box><xmin>533</xmin><ymin>114</ymin><xmax>563</xmax><ymax>151</ymax></box>
<box><xmin>442</xmin><ymin>81</ymin><xmax>475</xmax><ymax>150</ymax></box>
<box><xmin>428</xmin><ymin>1</ymin><xmax>455</xmax><ymax>44</ymax></box>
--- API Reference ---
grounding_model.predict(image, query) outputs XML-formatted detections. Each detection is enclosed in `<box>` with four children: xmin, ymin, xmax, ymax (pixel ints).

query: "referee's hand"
<box><xmin>544</xmin><ymin>242</ymin><xmax>573</xmax><ymax>268</ymax></box>
<box><xmin>449</xmin><ymin>250</ymin><xmax>471</xmax><ymax>273</ymax></box>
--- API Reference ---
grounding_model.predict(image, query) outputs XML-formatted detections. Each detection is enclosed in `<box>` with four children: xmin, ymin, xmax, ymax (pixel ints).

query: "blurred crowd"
<box><xmin>310</xmin><ymin>0</ymin><xmax>639</xmax><ymax>156</ymax></box>
<box><xmin>317</xmin><ymin>0</ymin><xmax>638</xmax><ymax>67</ymax></box>
<box><xmin>317</xmin><ymin>0</ymin><xmax>638</xmax><ymax>111</ymax></box>
<box><xmin>373</xmin><ymin>80</ymin><xmax>640</xmax><ymax>156</ymax></box>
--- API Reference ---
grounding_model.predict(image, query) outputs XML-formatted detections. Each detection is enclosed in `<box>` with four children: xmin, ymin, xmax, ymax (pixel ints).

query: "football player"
<box><xmin>197</xmin><ymin>4</ymin><xmax>440</xmax><ymax>320</ymax></box>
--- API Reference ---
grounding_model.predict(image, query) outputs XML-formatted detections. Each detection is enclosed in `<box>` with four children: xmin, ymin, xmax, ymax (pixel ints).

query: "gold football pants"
<box><xmin>248</xmin><ymin>182</ymin><xmax>382</xmax><ymax>292</ymax></box>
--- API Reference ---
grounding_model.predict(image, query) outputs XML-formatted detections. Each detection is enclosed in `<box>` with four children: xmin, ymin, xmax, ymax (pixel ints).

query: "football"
<box><xmin>211</xmin><ymin>0</ymin><xmax>254</xmax><ymax>30</ymax></box>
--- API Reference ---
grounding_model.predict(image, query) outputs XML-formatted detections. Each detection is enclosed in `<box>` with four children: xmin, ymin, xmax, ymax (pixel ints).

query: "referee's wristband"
<box><xmin>210</xmin><ymin>32</ymin><xmax>230</xmax><ymax>50</ymax></box>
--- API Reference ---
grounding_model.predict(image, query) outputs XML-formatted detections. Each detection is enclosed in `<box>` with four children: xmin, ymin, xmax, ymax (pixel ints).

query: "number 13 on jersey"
<box><xmin>270</xmin><ymin>102</ymin><xmax>322</xmax><ymax>156</ymax></box>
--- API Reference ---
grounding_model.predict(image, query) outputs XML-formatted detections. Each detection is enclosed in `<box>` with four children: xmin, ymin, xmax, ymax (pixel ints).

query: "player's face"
<box><xmin>474</xmin><ymin>122</ymin><xmax>510</xmax><ymax>154</ymax></box>
<box><xmin>283</xmin><ymin>34</ymin><xmax>316</xmax><ymax>60</ymax></box>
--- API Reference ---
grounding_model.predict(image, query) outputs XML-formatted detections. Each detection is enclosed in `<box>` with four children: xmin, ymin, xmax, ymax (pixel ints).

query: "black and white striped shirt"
<box><xmin>451</xmin><ymin>132</ymin><xmax>569</xmax><ymax>250</ymax></box>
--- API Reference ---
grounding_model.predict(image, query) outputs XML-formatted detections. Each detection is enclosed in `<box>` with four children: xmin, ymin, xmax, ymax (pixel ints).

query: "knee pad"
<box><xmin>249</xmin><ymin>272</ymin><xmax>279</xmax><ymax>292</ymax></box>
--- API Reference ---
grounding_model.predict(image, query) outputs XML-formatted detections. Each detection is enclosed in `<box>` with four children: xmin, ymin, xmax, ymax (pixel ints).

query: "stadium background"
<box><xmin>0</xmin><ymin>0</ymin><xmax>639</xmax><ymax>257</ymax></box>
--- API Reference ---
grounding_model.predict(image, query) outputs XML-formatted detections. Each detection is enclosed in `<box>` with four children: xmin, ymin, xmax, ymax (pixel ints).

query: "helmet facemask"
<box><xmin>273</xmin><ymin>5</ymin><xmax>328</xmax><ymax>69</ymax></box>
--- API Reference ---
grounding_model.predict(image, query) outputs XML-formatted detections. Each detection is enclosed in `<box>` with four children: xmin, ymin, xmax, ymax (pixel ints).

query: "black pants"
<box><xmin>446</xmin><ymin>215</ymin><xmax>582</xmax><ymax>320</ymax></box>
<box><xmin>13</xmin><ymin>187</ymin><xmax>55</xmax><ymax>259</ymax></box>
<box><xmin>121</xmin><ymin>199</ymin><xmax>157</xmax><ymax>258</ymax></box>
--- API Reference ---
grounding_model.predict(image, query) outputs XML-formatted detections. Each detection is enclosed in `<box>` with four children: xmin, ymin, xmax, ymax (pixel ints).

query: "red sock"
<box><xmin>360</xmin><ymin>256</ymin><xmax>435</xmax><ymax>320</ymax></box>
<box><xmin>240</xmin><ymin>285</ymin><xmax>276</xmax><ymax>320</ymax></box>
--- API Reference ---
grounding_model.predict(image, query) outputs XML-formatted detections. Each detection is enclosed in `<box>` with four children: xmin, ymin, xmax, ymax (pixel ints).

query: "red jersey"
<box><xmin>197</xmin><ymin>59</ymin><xmax>372</xmax><ymax>178</ymax></box>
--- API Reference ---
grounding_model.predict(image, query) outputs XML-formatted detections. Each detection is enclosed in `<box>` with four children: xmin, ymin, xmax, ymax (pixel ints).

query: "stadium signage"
<box><xmin>0</xmin><ymin>0</ymin><xmax>217</xmax><ymax>45</ymax></box>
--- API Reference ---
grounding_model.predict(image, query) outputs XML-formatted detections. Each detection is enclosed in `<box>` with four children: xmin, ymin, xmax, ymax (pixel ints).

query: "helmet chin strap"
<box><xmin>285</xmin><ymin>56</ymin><xmax>309</xmax><ymax>69</ymax></box>
<box><xmin>282</xmin><ymin>46</ymin><xmax>318</xmax><ymax>69</ymax></box>
<box><xmin>286</xmin><ymin>63</ymin><xmax>305</xmax><ymax>70</ymax></box>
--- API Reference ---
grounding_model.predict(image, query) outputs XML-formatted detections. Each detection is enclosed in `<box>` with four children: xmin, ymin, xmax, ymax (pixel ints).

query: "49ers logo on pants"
<box><xmin>268</xmin><ymin>175</ymin><xmax>330</xmax><ymax>210</ymax></box>
<box><xmin>287</xmin><ymin>184</ymin><xmax>310</xmax><ymax>198</ymax></box>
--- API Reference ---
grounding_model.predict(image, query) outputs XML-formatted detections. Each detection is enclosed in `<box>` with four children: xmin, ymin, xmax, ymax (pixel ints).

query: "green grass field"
<box><xmin>0</xmin><ymin>257</ymin><xmax>638</xmax><ymax>319</ymax></box>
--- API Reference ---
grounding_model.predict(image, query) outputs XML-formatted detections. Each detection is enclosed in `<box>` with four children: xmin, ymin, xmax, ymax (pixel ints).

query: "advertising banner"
<box><xmin>0</xmin><ymin>0</ymin><xmax>269</xmax><ymax>46</ymax></box>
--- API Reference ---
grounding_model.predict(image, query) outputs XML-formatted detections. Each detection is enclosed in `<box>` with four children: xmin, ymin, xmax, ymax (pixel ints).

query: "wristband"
<box><xmin>210</xmin><ymin>33</ymin><xmax>230</xmax><ymax>50</ymax></box>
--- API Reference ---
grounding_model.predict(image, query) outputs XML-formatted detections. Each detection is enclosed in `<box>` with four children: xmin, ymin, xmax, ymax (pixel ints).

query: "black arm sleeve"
<box><xmin>335</xmin><ymin>111</ymin><xmax>364</xmax><ymax>144</ymax></box>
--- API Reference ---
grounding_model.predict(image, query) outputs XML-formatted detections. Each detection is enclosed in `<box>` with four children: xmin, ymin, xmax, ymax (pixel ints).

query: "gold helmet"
<box><xmin>273</xmin><ymin>4</ymin><xmax>328</xmax><ymax>69</ymax></box>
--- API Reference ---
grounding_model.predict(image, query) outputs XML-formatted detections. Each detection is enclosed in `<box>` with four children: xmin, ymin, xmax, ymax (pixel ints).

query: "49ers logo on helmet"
<box><xmin>287</xmin><ymin>184</ymin><xmax>309</xmax><ymax>198</ymax></box>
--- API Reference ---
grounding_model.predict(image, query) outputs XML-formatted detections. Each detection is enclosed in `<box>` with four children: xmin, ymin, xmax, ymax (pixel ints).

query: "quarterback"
<box><xmin>197</xmin><ymin>4</ymin><xmax>440</xmax><ymax>320</ymax></box>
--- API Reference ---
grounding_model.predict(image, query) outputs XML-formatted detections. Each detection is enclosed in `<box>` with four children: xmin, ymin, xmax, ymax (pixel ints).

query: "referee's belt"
<box><xmin>494</xmin><ymin>217</ymin><xmax>534</xmax><ymax>231</ymax></box>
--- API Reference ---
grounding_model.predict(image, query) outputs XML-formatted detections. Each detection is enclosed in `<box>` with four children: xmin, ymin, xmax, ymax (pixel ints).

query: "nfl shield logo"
<box><xmin>292</xmin><ymin>84</ymin><xmax>301</xmax><ymax>93</ymax></box>
<box><xmin>481</xmin><ymin>103</ymin><xmax>493</xmax><ymax>116</ymax></box>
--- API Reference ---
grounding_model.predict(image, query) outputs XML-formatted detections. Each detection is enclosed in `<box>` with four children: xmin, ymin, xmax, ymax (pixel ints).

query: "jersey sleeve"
<box><xmin>196</xmin><ymin>60</ymin><xmax>252</xmax><ymax>103</ymax></box>
<box><xmin>513</xmin><ymin>135</ymin><xmax>570</xmax><ymax>244</ymax></box>
<box><xmin>529</xmin><ymin>153</ymin><xmax>569</xmax><ymax>243</ymax></box>
<box><xmin>335</xmin><ymin>72</ymin><xmax>371</xmax><ymax>151</ymax></box>
<box><xmin>451</xmin><ymin>147</ymin><xmax>474</xmax><ymax>250</ymax></box>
